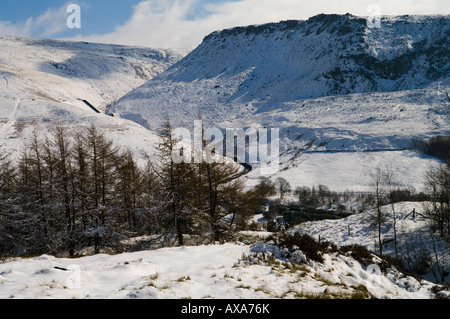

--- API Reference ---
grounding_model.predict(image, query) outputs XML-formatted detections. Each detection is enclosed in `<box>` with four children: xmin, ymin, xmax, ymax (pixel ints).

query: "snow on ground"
<box><xmin>289</xmin><ymin>202</ymin><xmax>450</xmax><ymax>284</ymax></box>
<box><xmin>0</xmin><ymin>240</ymin><xmax>444</xmax><ymax>299</ymax></box>
<box><xmin>0</xmin><ymin>244</ymin><xmax>246</xmax><ymax>299</ymax></box>
<box><xmin>247</xmin><ymin>150</ymin><xmax>443</xmax><ymax>193</ymax></box>
<box><xmin>109</xmin><ymin>16</ymin><xmax>450</xmax><ymax>193</ymax></box>
<box><xmin>0</xmin><ymin>18</ymin><xmax>449</xmax><ymax>301</ymax></box>
<box><xmin>0</xmin><ymin>35</ymin><xmax>187</xmax><ymax>162</ymax></box>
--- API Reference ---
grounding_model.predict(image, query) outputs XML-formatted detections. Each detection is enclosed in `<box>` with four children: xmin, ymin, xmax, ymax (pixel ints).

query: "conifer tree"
<box><xmin>152</xmin><ymin>117</ymin><xmax>196</xmax><ymax>246</ymax></box>
<box><xmin>194</xmin><ymin>121</ymin><xmax>254</xmax><ymax>241</ymax></box>
<box><xmin>84</xmin><ymin>124</ymin><xmax>121</xmax><ymax>253</ymax></box>
<box><xmin>0</xmin><ymin>151</ymin><xmax>16</xmax><ymax>256</ymax></box>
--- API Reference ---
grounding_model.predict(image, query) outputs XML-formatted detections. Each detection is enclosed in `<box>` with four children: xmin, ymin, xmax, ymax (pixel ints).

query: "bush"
<box><xmin>266</xmin><ymin>203</ymin><xmax>351</xmax><ymax>230</ymax></box>
<box><xmin>341</xmin><ymin>244</ymin><xmax>373</xmax><ymax>266</ymax></box>
<box><xmin>277</xmin><ymin>233</ymin><xmax>325</xmax><ymax>263</ymax></box>
<box><xmin>341</xmin><ymin>244</ymin><xmax>406</xmax><ymax>274</ymax></box>
<box><xmin>266</xmin><ymin>219</ymin><xmax>285</xmax><ymax>232</ymax></box>
<box><xmin>425</xmin><ymin>135</ymin><xmax>450</xmax><ymax>162</ymax></box>
<box><xmin>389</xmin><ymin>188</ymin><xmax>430</xmax><ymax>203</ymax></box>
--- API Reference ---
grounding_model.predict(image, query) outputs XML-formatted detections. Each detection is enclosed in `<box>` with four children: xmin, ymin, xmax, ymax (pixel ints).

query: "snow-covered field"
<box><xmin>1</xmin><ymin>202</ymin><xmax>448</xmax><ymax>300</ymax></box>
<box><xmin>289</xmin><ymin>202</ymin><xmax>450</xmax><ymax>285</ymax></box>
<box><xmin>0</xmin><ymin>237</ymin><xmax>444</xmax><ymax>299</ymax></box>
<box><xmin>249</xmin><ymin>150</ymin><xmax>443</xmax><ymax>192</ymax></box>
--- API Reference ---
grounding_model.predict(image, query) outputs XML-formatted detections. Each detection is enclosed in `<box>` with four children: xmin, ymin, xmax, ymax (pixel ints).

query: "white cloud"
<box><xmin>72</xmin><ymin>0</ymin><xmax>206</xmax><ymax>49</ymax></box>
<box><xmin>0</xmin><ymin>4</ymin><xmax>69</xmax><ymax>38</ymax></box>
<box><xmin>73</xmin><ymin>0</ymin><xmax>450</xmax><ymax>49</ymax></box>
<box><xmin>2</xmin><ymin>0</ymin><xmax>449</xmax><ymax>48</ymax></box>
<box><xmin>0</xmin><ymin>18</ymin><xmax>34</xmax><ymax>37</ymax></box>
<box><xmin>34</xmin><ymin>6</ymin><xmax>69</xmax><ymax>37</ymax></box>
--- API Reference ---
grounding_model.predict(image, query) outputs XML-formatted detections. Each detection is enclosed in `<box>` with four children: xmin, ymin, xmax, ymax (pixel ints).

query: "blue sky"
<box><xmin>0</xmin><ymin>0</ymin><xmax>448</xmax><ymax>48</ymax></box>
<box><xmin>0</xmin><ymin>0</ymin><xmax>239</xmax><ymax>36</ymax></box>
<box><xmin>0</xmin><ymin>1</ymin><xmax>141</xmax><ymax>36</ymax></box>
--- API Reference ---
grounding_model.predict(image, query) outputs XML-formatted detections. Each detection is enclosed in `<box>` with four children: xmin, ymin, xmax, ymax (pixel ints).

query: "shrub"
<box><xmin>266</xmin><ymin>203</ymin><xmax>351</xmax><ymax>230</ymax></box>
<box><xmin>277</xmin><ymin>233</ymin><xmax>325</xmax><ymax>263</ymax></box>
<box><xmin>425</xmin><ymin>135</ymin><xmax>450</xmax><ymax>162</ymax></box>
<box><xmin>431</xmin><ymin>285</ymin><xmax>450</xmax><ymax>299</ymax></box>
<box><xmin>340</xmin><ymin>244</ymin><xmax>373</xmax><ymax>266</ymax></box>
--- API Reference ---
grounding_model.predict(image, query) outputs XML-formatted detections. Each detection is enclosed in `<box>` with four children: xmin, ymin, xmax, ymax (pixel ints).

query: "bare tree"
<box><xmin>276</xmin><ymin>177</ymin><xmax>291</xmax><ymax>202</ymax></box>
<box><xmin>294</xmin><ymin>186</ymin><xmax>310</xmax><ymax>206</ymax></box>
<box><xmin>424</xmin><ymin>163</ymin><xmax>450</xmax><ymax>238</ymax></box>
<box><xmin>370</xmin><ymin>167</ymin><xmax>388</xmax><ymax>256</ymax></box>
<box><xmin>385</xmin><ymin>167</ymin><xmax>400</xmax><ymax>259</ymax></box>
<box><xmin>151</xmin><ymin>117</ymin><xmax>196</xmax><ymax>246</ymax></box>
<box><xmin>194</xmin><ymin>119</ymin><xmax>252</xmax><ymax>242</ymax></box>
<box><xmin>84</xmin><ymin>125</ymin><xmax>121</xmax><ymax>253</ymax></box>
<box><xmin>254</xmin><ymin>177</ymin><xmax>276</xmax><ymax>207</ymax></box>
<box><xmin>0</xmin><ymin>151</ymin><xmax>16</xmax><ymax>256</ymax></box>
<box><xmin>317</xmin><ymin>184</ymin><xmax>330</xmax><ymax>207</ymax></box>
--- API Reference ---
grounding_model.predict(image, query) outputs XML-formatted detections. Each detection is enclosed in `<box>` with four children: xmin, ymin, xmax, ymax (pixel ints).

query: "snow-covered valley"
<box><xmin>110</xmin><ymin>14</ymin><xmax>450</xmax><ymax>192</ymax></box>
<box><xmin>0</xmin><ymin>14</ymin><xmax>449</xmax><ymax>300</ymax></box>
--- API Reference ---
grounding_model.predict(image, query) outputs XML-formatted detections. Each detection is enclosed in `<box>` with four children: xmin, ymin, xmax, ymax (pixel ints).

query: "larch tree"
<box><xmin>151</xmin><ymin>117</ymin><xmax>196</xmax><ymax>246</ymax></box>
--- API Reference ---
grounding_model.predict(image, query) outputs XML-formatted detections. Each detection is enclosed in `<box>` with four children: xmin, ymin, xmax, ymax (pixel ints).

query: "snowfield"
<box><xmin>0</xmin><ymin>35</ymin><xmax>187</xmax><ymax>162</ymax></box>
<box><xmin>289</xmin><ymin>202</ymin><xmax>450</xmax><ymax>285</ymax></box>
<box><xmin>0</xmin><ymin>202</ymin><xmax>448</xmax><ymax>300</ymax></box>
<box><xmin>0</xmin><ymin>239</ymin><xmax>445</xmax><ymax>299</ymax></box>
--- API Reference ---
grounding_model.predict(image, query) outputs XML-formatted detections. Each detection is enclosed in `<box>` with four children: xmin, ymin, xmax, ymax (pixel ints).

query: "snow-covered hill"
<box><xmin>110</xmin><ymin>14</ymin><xmax>450</xmax><ymax>127</ymax></box>
<box><xmin>0</xmin><ymin>35</ymin><xmax>187</xmax><ymax>111</ymax></box>
<box><xmin>289</xmin><ymin>202</ymin><xmax>449</xmax><ymax>285</ymax></box>
<box><xmin>0</xmin><ymin>35</ymin><xmax>188</xmax><ymax>160</ymax></box>
<box><xmin>0</xmin><ymin>240</ymin><xmax>446</xmax><ymax>299</ymax></box>
<box><xmin>0</xmin><ymin>24</ymin><xmax>449</xmax><ymax>300</ymax></box>
<box><xmin>109</xmin><ymin>14</ymin><xmax>450</xmax><ymax>191</ymax></box>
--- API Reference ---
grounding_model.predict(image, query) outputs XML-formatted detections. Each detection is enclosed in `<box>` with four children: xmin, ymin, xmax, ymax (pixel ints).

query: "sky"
<box><xmin>0</xmin><ymin>0</ymin><xmax>449</xmax><ymax>49</ymax></box>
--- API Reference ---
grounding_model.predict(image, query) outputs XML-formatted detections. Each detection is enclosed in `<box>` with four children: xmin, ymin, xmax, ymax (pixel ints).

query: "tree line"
<box><xmin>1</xmin><ymin>122</ymin><xmax>448</xmax><ymax>265</ymax></box>
<box><xmin>0</xmin><ymin>121</ymin><xmax>270</xmax><ymax>258</ymax></box>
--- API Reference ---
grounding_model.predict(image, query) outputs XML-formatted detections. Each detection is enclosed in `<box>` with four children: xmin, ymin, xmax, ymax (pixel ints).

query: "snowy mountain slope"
<box><xmin>109</xmin><ymin>14</ymin><xmax>450</xmax><ymax>191</ymax></box>
<box><xmin>0</xmin><ymin>19</ymin><xmax>447</xmax><ymax>301</ymax></box>
<box><xmin>0</xmin><ymin>35</ymin><xmax>187</xmax><ymax>112</ymax></box>
<box><xmin>0</xmin><ymin>241</ymin><xmax>445</xmax><ymax>299</ymax></box>
<box><xmin>0</xmin><ymin>36</ymin><xmax>188</xmax><ymax>160</ymax></box>
<box><xmin>110</xmin><ymin>14</ymin><xmax>450</xmax><ymax>127</ymax></box>
<box><xmin>289</xmin><ymin>202</ymin><xmax>450</xmax><ymax>285</ymax></box>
